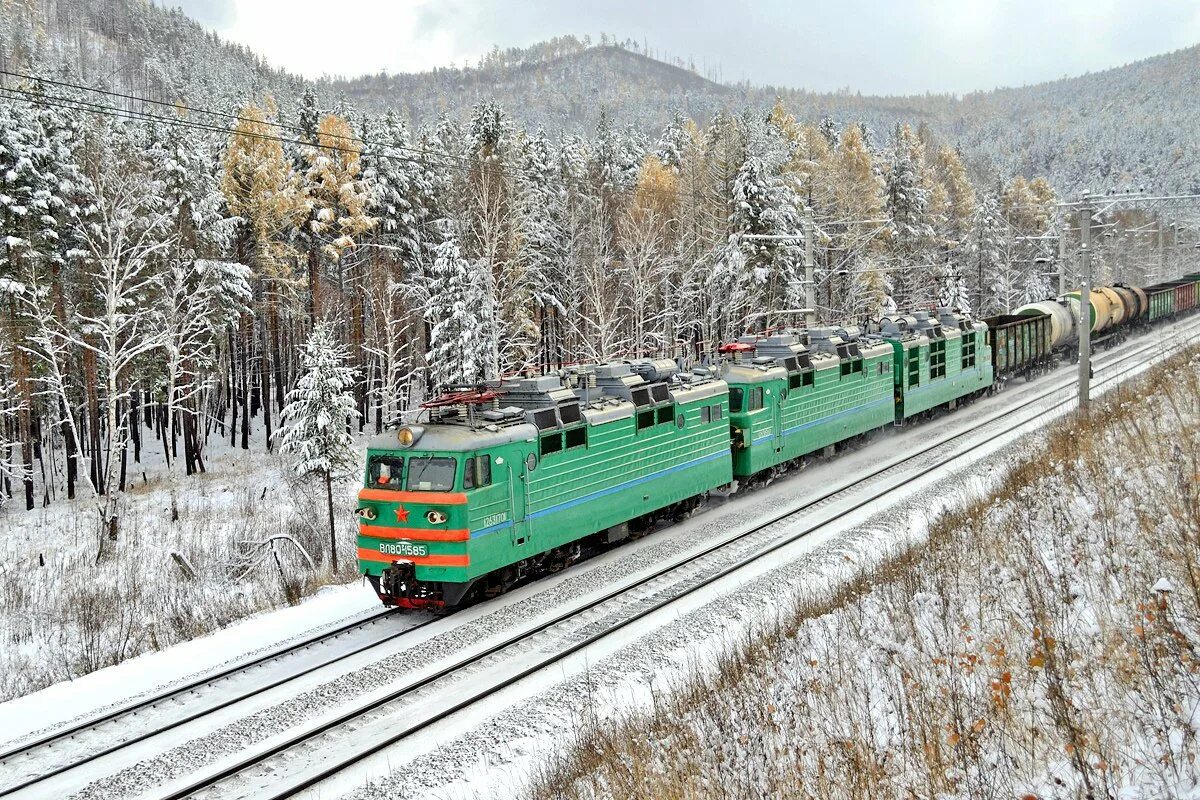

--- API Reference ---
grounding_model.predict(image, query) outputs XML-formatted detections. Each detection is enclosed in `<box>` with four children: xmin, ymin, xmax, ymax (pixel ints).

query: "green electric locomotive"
<box><xmin>356</xmin><ymin>360</ymin><xmax>731</xmax><ymax>608</ymax></box>
<box><xmin>878</xmin><ymin>309</ymin><xmax>993</xmax><ymax>420</ymax></box>
<box><xmin>721</xmin><ymin>328</ymin><xmax>893</xmax><ymax>478</ymax></box>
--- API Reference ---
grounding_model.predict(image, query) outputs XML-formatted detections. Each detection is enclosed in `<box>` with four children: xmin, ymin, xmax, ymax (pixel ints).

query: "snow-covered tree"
<box><xmin>424</xmin><ymin>235</ymin><xmax>495</xmax><ymax>387</ymax></box>
<box><xmin>655</xmin><ymin>109</ymin><xmax>690</xmax><ymax>172</ymax></box>
<box><xmin>970</xmin><ymin>188</ymin><xmax>1015</xmax><ymax>314</ymax></box>
<box><xmin>513</xmin><ymin>128</ymin><xmax>567</xmax><ymax>367</ymax></box>
<box><xmin>299</xmin><ymin>112</ymin><xmax>375</xmax><ymax>320</ymax></box>
<box><xmin>158</xmin><ymin>258</ymin><xmax>251</xmax><ymax>517</ymax></box>
<box><xmin>277</xmin><ymin>322</ymin><xmax>360</xmax><ymax>573</ymax></box>
<box><xmin>73</xmin><ymin>123</ymin><xmax>175</xmax><ymax>558</ymax></box>
<box><xmin>361</xmin><ymin>112</ymin><xmax>432</xmax><ymax>273</ymax></box>
<box><xmin>818</xmin><ymin>115</ymin><xmax>839</xmax><ymax>149</ymax></box>
<box><xmin>885</xmin><ymin>124</ymin><xmax>936</xmax><ymax>309</ymax></box>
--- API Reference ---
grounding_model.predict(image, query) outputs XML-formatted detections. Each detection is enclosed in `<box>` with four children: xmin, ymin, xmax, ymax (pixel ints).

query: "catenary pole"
<box><xmin>1058</xmin><ymin>223</ymin><xmax>1068</xmax><ymax>296</ymax></box>
<box><xmin>803</xmin><ymin>206</ymin><xmax>816</xmax><ymax>329</ymax></box>
<box><xmin>1078</xmin><ymin>193</ymin><xmax>1093</xmax><ymax>411</ymax></box>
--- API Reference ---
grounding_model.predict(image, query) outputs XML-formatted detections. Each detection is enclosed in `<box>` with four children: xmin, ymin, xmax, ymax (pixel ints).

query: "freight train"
<box><xmin>355</xmin><ymin>273</ymin><xmax>1200</xmax><ymax>609</ymax></box>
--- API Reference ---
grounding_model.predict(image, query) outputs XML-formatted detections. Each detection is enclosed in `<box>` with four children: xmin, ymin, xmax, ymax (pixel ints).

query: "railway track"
<box><xmin>0</xmin><ymin>608</ymin><xmax>437</xmax><ymax>798</ymax></box>
<box><xmin>135</xmin><ymin>314</ymin><xmax>1200</xmax><ymax>800</ymax></box>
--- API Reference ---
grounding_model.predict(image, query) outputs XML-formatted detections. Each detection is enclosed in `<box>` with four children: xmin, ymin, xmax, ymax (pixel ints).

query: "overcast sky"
<box><xmin>169</xmin><ymin>0</ymin><xmax>1200</xmax><ymax>95</ymax></box>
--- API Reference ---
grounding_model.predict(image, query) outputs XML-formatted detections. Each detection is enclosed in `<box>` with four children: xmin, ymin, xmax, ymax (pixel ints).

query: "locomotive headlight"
<box><xmin>396</xmin><ymin>425</ymin><xmax>424</xmax><ymax>447</ymax></box>
<box><xmin>426</xmin><ymin>509</ymin><xmax>447</xmax><ymax>525</ymax></box>
<box><xmin>356</xmin><ymin>506</ymin><xmax>378</xmax><ymax>521</ymax></box>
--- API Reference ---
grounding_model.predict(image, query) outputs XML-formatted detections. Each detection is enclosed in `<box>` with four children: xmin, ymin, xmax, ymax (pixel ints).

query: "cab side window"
<box><xmin>464</xmin><ymin>455</ymin><xmax>492</xmax><ymax>489</ymax></box>
<box><xmin>368</xmin><ymin>456</ymin><xmax>404</xmax><ymax>489</ymax></box>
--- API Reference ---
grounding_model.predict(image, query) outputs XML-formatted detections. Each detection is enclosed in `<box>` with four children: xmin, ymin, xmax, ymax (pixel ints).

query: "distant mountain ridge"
<box><xmin>3</xmin><ymin>0</ymin><xmax>1197</xmax><ymax>196</ymax></box>
<box><xmin>327</xmin><ymin>44</ymin><xmax>732</xmax><ymax>133</ymax></box>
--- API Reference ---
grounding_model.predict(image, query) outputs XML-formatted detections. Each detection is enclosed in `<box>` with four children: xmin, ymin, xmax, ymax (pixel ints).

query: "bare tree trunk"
<box><xmin>261</xmin><ymin>313</ymin><xmax>273</xmax><ymax>452</ymax></box>
<box><xmin>271</xmin><ymin>305</ymin><xmax>286</xmax><ymax>412</ymax></box>
<box><xmin>63</xmin><ymin>399</ymin><xmax>77</xmax><ymax>500</ymax></box>
<box><xmin>240</xmin><ymin>315</ymin><xmax>250</xmax><ymax>451</ymax></box>
<box><xmin>14</xmin><ymin>347</ymin><xmax>34</xmax><ymax>511</ymax></box>
<box><xmin>308</xmin><ymin>243</ymin><xmax>319</xmax><ymax>326</ymax></box>
<box><xmin>130</xmin><ymin>389</ymin><xmax>142</xmax><ymax>463</ymax></box>
<box><xmin>324</xmin><ymin>468</ymin><xmax>338</xmax><ymax>573</ymax></box>
<box><xmin>229</xmin><ymin>328</ymin><xmax>238</xmax><ymax>449</ymax></box>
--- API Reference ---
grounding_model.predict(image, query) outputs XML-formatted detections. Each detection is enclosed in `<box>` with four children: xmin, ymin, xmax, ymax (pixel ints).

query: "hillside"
<box><xmin>328</xmin><ymin>44</ymin><xmax>733</xmax><ymax>132</ymax></box>
<box><xmin>333</xmin><ymin>41</ymin><xmax>1200</xmax><ymax>196</ymax></box>
<box><xmin>3</xmin><ymin>0</ymin><xmax>1198</xmax><ymax>195</ymax></box>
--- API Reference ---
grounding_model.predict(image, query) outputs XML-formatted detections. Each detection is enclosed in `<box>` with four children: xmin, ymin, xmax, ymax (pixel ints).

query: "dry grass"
<box><xmin>529</xmin><ymin>345</ymin><xmax>1200</xmax><ymax>800</ymax></box>
<box><xmin>0</xmin><ymin>459</ymin><xmax>362</xmax><ymax>702</ymax></box>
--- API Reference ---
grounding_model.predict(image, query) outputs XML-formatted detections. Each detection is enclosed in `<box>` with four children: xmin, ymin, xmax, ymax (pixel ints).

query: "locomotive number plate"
<box><xmin>379</xmin><ymin>541</ymin><xmax>429</xmax><ymax>558</ymax></box>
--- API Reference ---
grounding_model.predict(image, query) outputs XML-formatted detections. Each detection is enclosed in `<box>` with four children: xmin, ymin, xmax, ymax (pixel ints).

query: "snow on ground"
<box><xmin>0</xmin><ymin>416</ymin><xmax>372</xmax><ymax>703</ymax></box>
<box><xmin>0</xmin><ymin>581</ymin><xmax>378</xmax><ymax>746</ymax></box>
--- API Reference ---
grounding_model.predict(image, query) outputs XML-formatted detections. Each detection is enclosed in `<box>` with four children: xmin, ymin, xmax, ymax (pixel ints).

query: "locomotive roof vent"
<box><xmin>912</xmin><ymin>311</ymin><xmax>945</xmax><ymax>339</ymax></box>
<box><xmin>750</xmin><ymin>333</ymin><xmax>813</xmax><ymax>369</ymax></box>
<box><xmin>593</xmin><ymin>360</ymin><xmax>650</xmax><ymax>406</ymax></box>
<box><xmin>807</xmin><ymin>326</ymin><xmax>849</xmax><ymax>356</ymax></box>
<box><xmin>678</xmin><ymin>368</ymin><xmax>716</xmax><ymax>386</ymax></box>
<box><xmin>593</xmin><ymin>362</ymin><xmax>633</xmax><ymax>379</ymax></box>
<box><xmin>497</xmin><ymin>374</ymin><xmax>578</xmax><ymax>413</ymax></box>
<box><xmin>626</xmin><ymin>358</ymin><xmax>678</xmax><ymax>384</ymax></box>
<box><xmin>936</xmin><ymin>306</ymin><xmax>975</xmax><ymax>331</ymax></box>
<box><xmin>878</xmin><ymin>315</ymin><xmax>922</xmax><ymax>340</ymax></box>
<box><xmin>479</xmin><ymin>407</ymin><xmax>527</xmax><ymax>427</ymax></box>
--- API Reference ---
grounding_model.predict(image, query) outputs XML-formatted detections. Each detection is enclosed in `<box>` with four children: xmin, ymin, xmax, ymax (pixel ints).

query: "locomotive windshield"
<box><xmin>406</xmin><ymin>457</ymin><xmax>457</xmax><ymax>491</ymax></box>
<box><xmin>368</xmin><ymin>455</ymin><xmax>404</xmax><ymax>488</ymax></box>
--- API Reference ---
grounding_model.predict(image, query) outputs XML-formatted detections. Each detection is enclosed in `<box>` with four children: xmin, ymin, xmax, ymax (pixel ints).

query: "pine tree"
<box><xmin>513</xmin><ymin>128</ymin><xmax>567</xmax><ymax>368</ymax></box>
<box><xmin>654</xmin><ymin>109</ymin><xmax>689</xmax><ymax>172</ymax></box>
<box><xmin>885</xmin><ymin>123</ymin><xmax>937</xmax><ymax>308</ymax></box>
<box><xmin>277</xmin><ymin>322</ymin><xmax>359</xmax><ymax>573</ymax></box>
<box><xmin>360</xmin><ymin>112</ymin><xmax>432</xmax><ymax>272</ymax></box>
<box><xmin>818</xmin><ymin>115</ymin><xmax>839</xmax><ymax>149</ymax></box>
<box><xmin>969</xmin><ymin>188</ymin><xmax>1011</xmax><ymax>314</ymax></box>
<box><xmin>424</xmin><ymin>235</ymin><xmax>495</xmax><ymax>387</ymax></box>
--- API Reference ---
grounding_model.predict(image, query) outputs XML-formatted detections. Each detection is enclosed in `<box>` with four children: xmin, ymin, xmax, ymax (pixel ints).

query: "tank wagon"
<box><xmin>357</xmin><ymin>269</ymin><xmax>1200</xmax><ymax>610</ymax></box>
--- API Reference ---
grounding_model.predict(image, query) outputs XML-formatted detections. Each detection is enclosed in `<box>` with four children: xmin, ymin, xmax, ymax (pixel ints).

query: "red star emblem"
<box><xmin>394</xmin><ymin>504</ymin><xmax>410</xmax><ymax>523</ymax></box>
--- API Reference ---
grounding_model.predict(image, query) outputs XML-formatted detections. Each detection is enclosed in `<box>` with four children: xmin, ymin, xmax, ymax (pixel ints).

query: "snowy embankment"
<box><xmin>0</xmin><ymin>426</ymin><xmax>368</xmax><ymax>703</ymax></box>
<box><xmin>529</xmin><ymin>345</ymin><xmax>1200</xmax><ymax>800</ymax></box>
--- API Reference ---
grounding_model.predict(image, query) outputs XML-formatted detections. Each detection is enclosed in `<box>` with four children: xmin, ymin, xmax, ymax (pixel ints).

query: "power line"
<box><xmin>0</xmin><ymin>72</ymin><xmax>708</xmax><ymax>208</ymax></box>
<box><xmin>0</xmin><ymin>83</ymin><xmax>449</xmax><ymax>173</ymax></box>
<box><xmin>1</xmin><ymin>67</ymin><xmax>471</xmax><ymax>168</ymax></box>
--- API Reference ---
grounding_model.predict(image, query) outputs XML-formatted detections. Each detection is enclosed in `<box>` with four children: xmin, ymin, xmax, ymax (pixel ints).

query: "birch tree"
<box><xmin>73</xmin><ymin>128</ymin><xmax>174</xmax><ymax>557</ymax></box>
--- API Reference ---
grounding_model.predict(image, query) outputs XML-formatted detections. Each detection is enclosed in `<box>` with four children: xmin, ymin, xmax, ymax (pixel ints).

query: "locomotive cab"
<box><xmin>357</xmin><ymin>419</ymin><xmax>530</xmax><ymax>609</ymax></box>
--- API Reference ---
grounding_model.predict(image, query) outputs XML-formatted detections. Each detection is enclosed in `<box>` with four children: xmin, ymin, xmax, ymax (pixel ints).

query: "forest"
<box><xmin>0</xmin><ymin>0</ymin><xmax>1187</xmax><ymax>543</ymax></box>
